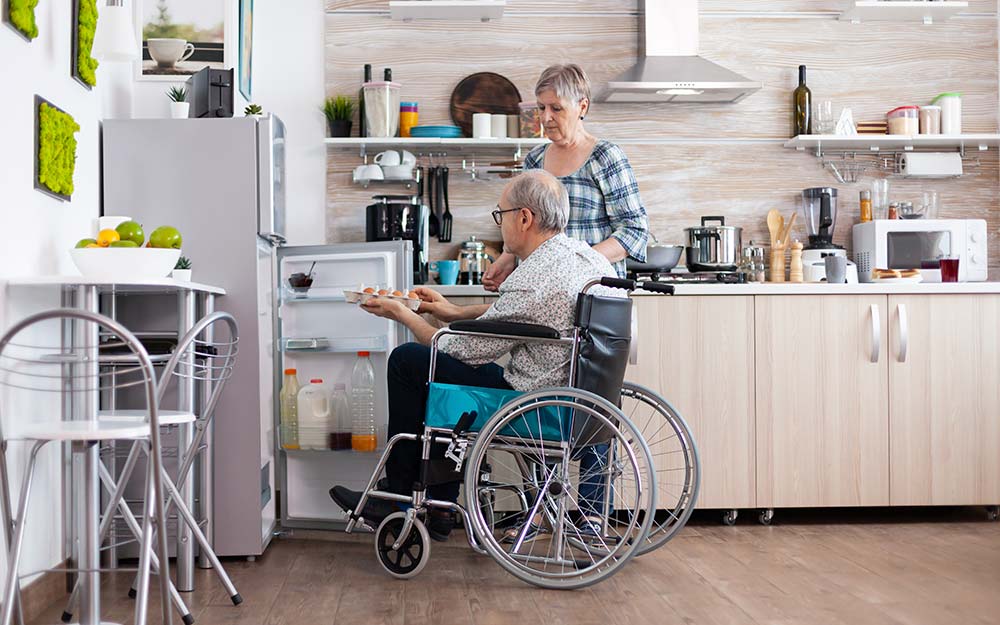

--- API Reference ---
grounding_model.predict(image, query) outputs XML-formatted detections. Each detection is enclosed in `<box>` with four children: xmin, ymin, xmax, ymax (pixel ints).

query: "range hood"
<box><xmin>599</xmin><ymin>0</ymin><xmax>761</xmax><ymax>104</ymax></box>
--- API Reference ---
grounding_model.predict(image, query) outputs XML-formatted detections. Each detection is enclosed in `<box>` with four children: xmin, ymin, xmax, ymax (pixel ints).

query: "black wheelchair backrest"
<box><xmin>572</xmin><ymin>293</ymin><xmax>633</xmax><ymax>406</ymax></box>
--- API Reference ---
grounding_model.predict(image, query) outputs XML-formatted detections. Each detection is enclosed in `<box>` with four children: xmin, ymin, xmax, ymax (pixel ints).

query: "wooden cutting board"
<box><xmin>450</xmin><ymin>72</ymin><xmax>522</xmax><ymax>138</ymax></box>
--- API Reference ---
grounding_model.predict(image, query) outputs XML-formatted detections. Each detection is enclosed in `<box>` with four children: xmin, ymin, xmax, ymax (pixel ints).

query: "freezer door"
<box><xmin>257</xmin><ymin>114</ymin><xmax>286</xmax><ymax>244</ymax></box>
<box><xmin>275</xmin><ymin>241</ymin><xmax>412</xmax><ymax>525</ymax></box>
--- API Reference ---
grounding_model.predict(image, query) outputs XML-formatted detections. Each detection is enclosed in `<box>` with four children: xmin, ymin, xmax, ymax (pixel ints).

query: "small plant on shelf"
<box><xmin>245</xmin><ymin>103</ymin><xmax>263</xmax><ymax>116</ymax></box>
<box><xmin>167</xmin><ymin>87</ymin><xmax>187</xmax><ymax>102</ymax></box>
<box><xmin>322</xmin><ymin>95</ymin><xmax>355</xmax><ymax>137</ymax></box>
<box><xmin>175</xmin><ymin>256</ymin><xmax>192</xmax><ymax>270</ymax></box>
<box><xmin>167</xmin><ymin>86</ymin><xmax>189</xmax><ymax>119</ymax></box>
<box><xmin>172</xmin><ymin>256</ymin><xmax>193</xmax><ymax>281</ymax></box>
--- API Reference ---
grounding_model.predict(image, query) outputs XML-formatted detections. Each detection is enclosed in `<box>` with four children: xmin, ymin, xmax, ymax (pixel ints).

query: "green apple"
<box><xmin>149</xmin><ymin>226</ymin><xmax>182</xmax><ymax>249</ymax></box>
<box><xmin>109</xmin><ymin>240</ymin><xmax>139</xmax><ymax>248</ymax></box>
<box><xmin>115</xmin><ymin>221</ymin><xmax>145</xmax><ymax>247</ymax></box>
<box><xmin>75</xmin><ymin>238</ymin><xmax>97</xmax><ymax>248</ymax></box>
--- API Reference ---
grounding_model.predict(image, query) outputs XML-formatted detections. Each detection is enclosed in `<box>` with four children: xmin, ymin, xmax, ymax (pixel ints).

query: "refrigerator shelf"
<box><xmin>280</xmin><ymin>336</ymin><xmax>387</xmax><ymax>353</ymax></box>
<box><xmin>281</xmin><ymin>294</ymin><xmax>348</xmax><ymax>304</ymax></box>
<box><xmin>281</xmin><ymin>447</ymin><xmax>386</xmax><ymax>455</ymax></box>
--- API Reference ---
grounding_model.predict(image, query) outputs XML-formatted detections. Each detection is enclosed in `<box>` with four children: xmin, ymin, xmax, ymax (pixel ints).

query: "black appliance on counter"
<box><xmin>185</xmin><ymin>68</ymin><xmax>234</xmax><ymax>118</ymax></box>
<box><xmin>366</xmin><ymin>194</ymin><xmax>429</xmax><ymax>284</ymax></box>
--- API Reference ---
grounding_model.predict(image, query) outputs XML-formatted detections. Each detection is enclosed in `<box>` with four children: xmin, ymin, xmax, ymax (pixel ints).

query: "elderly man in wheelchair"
<box><xmin>328</xmin><ymin>170</ymin><xmax>696</xmax><ymax>588</ymax></box>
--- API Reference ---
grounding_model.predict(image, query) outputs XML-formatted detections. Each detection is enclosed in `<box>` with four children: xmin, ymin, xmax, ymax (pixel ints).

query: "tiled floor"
<box><xmin>29</xmin><ymin>508</ymin><xmax>1000</xmax><ymax>625</ymax></box>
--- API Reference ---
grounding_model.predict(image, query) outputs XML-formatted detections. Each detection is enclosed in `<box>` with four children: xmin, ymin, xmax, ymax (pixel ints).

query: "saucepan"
<box><xmin>625</xmin><ymin>234</ymin><xmax>685</xmax><ymax>274</ymax></box>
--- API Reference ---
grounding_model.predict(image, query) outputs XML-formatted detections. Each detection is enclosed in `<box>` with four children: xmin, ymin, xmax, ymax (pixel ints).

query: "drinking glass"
<box><xmin>814</xmin><ymin>100</ymin><xmax>835</xmax><ymax>135</ymax></box>
<box><xmin>871</xmin><ymin>179</ymin><xmax>890</xmax><ymax>220</ymax></box>
<box><xmin>922</xmin><ymin>190</ymin><xmax>939</xmax><ymax>219</ymax></box>
<box><xmin>940</xmin><ymin>257</ymin><xmax>960</xmax><ymax>282</ymax></box>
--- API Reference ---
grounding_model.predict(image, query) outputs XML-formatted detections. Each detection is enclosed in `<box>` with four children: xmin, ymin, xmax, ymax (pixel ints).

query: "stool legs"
<box><xmin>0</xmin><ymin>442</ymin><xmax>26</xmax><ymax>625</ymax></box>
<box><xmin>1</xmin><ymin>443</ymin><xmax>43</xmax><ymax>625</ymax></box>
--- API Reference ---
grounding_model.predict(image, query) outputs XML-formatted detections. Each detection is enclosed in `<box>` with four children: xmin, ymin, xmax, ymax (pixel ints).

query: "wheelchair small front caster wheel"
<box><xmin>376</xmin><ymin>512</ymin><xmax>430</xmax><ymax>579</ymax></box>
<box><xmin>721</xmin><ymin>510</ymin><xmax>738</xmax><ymax>526</ymax></box>
<box><xmin>986</xmin><ymin>506</ymin><xmax>999</xmax><ymax>522</ymax></box>
<box><xmin>758</xmin><ymin>509</ymin><xmax>774</xmax><ymax>526</ymax></box>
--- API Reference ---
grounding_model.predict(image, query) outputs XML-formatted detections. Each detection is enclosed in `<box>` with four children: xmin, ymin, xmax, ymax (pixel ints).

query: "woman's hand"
<box><xmin>412</xmin><ymin>287</ymin><xmax>462</xmax><ymax>322</ymax></box>
<box><xmin>482</xmin><ymin>252</ymin><xmax>517</xmax><ymax>292</ymax></box>
<box><xmin>360</xmin><ymin>297</ymin><xmax>411</xmax><ymax>322</ymax></box>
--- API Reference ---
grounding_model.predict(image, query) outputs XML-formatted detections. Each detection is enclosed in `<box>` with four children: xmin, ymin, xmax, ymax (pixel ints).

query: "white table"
<box><xmin>3</xmin><ymin>277</ymin><xmax>225</xmax><ymax>624</ymax></box>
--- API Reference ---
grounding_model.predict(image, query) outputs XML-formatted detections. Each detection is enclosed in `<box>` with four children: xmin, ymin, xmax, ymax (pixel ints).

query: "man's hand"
<box><xmin>360</xmin><ymin>297</ymin><xmax>412</xmax><ymax>322</ymax></box>
<box><xmin>413</xmin><ymin>287</ymin><xmax>462</xmax><ymax>322</ymax></box>
<box><xmin>482</xmin><ymin>252</ymin><xmax>517</xmax><ymax>292</ymax></box>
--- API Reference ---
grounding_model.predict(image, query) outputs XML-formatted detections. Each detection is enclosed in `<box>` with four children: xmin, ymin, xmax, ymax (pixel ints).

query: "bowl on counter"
<box><xmin>70</xmin><ymin>248</ymin><xmax>181</xmax><ymax>282</ymax></box>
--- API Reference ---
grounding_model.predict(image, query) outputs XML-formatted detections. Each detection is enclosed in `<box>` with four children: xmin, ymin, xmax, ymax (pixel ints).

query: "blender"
<box><xmin>800</xmin><ymin>187</ymin><xmax>858</xmax><ymax>283</ymax></box>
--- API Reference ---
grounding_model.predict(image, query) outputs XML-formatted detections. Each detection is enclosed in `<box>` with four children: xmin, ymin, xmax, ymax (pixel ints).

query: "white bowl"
<box><xmin>70</xmin><ymin>248</ymin><xmax>181</xmax><ymax>281</ymax></box>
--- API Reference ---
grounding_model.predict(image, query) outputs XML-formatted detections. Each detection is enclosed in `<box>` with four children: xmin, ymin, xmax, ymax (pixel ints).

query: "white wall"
<box><xmin>132</xmin><ymin>0</ymin><xmax>328</xmax><ymax>246</ymax></box>
<box><xmin>0</xmin><ymin>0</ymin><xmax>104</xmax><ymax>588</ymax></box>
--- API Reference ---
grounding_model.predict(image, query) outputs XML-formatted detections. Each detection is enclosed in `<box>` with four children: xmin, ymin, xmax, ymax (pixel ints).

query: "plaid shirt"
<box><xmin>522</xmin><ymin>140</ymin><xmax>648</xmax><ymax>277</ymax></box>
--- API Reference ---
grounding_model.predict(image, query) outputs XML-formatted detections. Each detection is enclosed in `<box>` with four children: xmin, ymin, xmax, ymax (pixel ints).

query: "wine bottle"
<box><xmin>384</xmin><ymin>68</ymin><xmax>392</xmax><ymax>81</ymax></box>
<box><xmin>793</xmin><ymin>64</ymin><xmax>812</xmax><ymax>136</ymax></box>
<box><xmin>359</xmin><ymin>64</ymin><xmax>371</xmax><ymax>138</ymax></box>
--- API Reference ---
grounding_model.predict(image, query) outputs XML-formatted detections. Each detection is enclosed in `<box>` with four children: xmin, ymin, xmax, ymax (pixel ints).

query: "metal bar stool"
<box><xmin>61</xmin><ymin>312</ymin><xmax>242</xmax><ymax>624</ymax></box>
<box><xmin>0</xmin><ymin>308</ymin><xmax>173</xmax><ymax>625</ymax></box>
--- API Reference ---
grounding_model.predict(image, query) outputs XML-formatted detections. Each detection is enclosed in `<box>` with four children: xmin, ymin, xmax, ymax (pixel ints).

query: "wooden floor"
<box><xmin>29</xmin><ymin>508</ymin><xmax>1000</xmax><ymax>625</ymax></box>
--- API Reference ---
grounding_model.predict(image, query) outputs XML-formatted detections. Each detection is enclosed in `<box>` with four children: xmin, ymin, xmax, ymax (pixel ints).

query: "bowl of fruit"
<box><xmin>70</xmin><ymin>221</ymin><xmax>183</xmax><ymax>281</ymax></box>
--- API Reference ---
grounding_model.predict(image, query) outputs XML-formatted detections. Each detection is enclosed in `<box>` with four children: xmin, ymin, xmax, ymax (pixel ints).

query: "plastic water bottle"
<box><xmin>351</xmin><ymin>351</ymin><xmax>377</xmax><ymax>452</ymax></box>
<box><xmin>297</xmin><ymin>378</ymin><xmax>330</xmax><ymax>450</ymax></box>
<box><xmin>330</xmin><ymin>383</ymin><xmax>352</xmax><ymax>450</ymax></box>
<box><xmin>279</xmin><ymin>368</ymin><xmax>300</xmax><ymax>449</ymax></box>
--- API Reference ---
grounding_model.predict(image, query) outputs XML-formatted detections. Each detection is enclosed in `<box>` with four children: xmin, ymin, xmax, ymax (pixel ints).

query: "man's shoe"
<box><xmin>426</xmin><ymin>509</ymin><xmax>455</xmax><ymax>542</ymax></box>
<box><xmin>328</xmin><ymin>485</ymin><xmax>399</xmax><ymax>524</ymax></box>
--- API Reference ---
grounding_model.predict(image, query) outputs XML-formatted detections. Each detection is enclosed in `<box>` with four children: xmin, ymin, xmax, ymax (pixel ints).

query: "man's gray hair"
<box><xmin>506</xmin><ymin>170</ymin><xmax>569</xmax><ymax>233</ymax></box>
<box><xmin>534</xmin><ymin>64</ymin><xmax>592</xmax><ymax>107</ymax></box>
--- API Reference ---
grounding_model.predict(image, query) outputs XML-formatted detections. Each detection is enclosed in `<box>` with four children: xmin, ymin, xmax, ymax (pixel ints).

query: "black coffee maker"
<box><xmin>365</xmin><ymin>194</ymin><xmax>429</xmax><ymax>284</ymax></box>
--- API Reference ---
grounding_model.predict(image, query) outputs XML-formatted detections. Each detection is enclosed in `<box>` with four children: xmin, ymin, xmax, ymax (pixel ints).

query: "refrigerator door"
<box><xmin>275</xmin><ymin>241</ymin><xmax>412</xmax><ymax>527</ymax></box>
<box><xmin>257</xmin><ymin>115</ymin><xmax>286</xmax><ymax>244</ymax></box>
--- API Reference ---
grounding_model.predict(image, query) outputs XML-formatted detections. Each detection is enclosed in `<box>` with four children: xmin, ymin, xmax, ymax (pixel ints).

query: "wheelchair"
<box><xmin>343</xmin><ymin>277</ymin><xmax>701</xmax><ymax>589</ymax></box>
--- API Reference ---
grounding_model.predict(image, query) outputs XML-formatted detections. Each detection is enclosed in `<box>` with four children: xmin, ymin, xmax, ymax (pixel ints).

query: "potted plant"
<box><xmin>172</xmin><ymin>256</ymin><xmax>192</xmax><ymax>281</ymax></box>
<box><xmin>167</xmin><ymin>87</ymin><xmax>189</xmax><ymax>119</ymax></box>
<box><xmin>323</xmin><ymin>96</ymin><xmax>355</xmax><ymax>137</ymax></box>
<box><xmin>245</xmin><ymin>103</ymin><xmax>264</xmax><ymax>117</ymax></box>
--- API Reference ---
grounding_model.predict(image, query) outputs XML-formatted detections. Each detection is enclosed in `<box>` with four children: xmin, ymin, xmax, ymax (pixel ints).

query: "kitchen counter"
<box><xmin>425</xmin><ymin>282</ymin><xmax>1000</xmax><ymax>297</ymax></box>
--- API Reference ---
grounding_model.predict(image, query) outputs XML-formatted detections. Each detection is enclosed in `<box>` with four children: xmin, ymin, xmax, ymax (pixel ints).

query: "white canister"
<box><xmin>472</xmin><ymin>113</ymin><xmax>492</xmax><ymax>139</ymax></box>
<box><xmin>491</xmin><ymin>114</ymin><xmax>508</xmax><ymax>139</ymax></box>
<box><xmin>932</xmin><ymin>92</ymin><xmax>961</xmax><ymax>135</ymax></box>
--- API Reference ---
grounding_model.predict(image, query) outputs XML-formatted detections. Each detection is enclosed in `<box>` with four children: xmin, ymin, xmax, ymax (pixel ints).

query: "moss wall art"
<box><xmin>73</xmin><ymin>0</ymin><xmax>99</xmax><ymax>88</ymax></box>
<box><xmin>35</xmin><ymin>96</ymin><xmax>81</xmax><ymax>201</ymax></box>
<box><xmin>4</xmin><ymin>0</ymin><xmax>39</xmax><ymax>41</ymax></box>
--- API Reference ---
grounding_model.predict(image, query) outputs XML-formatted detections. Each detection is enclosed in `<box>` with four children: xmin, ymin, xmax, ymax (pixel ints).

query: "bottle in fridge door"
<box><xmin>351</xmin><ymin>351</ymin><xmax>377</xmax><ymax>452</ymax></box>
<box><xmin>280</xmin><ymin>368</ymin><xmax>301</xmax><ymax>449</ymax></box>
<box><xmin>330</xmin><ymin>383</ymin><xmax>352</xmax><ymax>450</ymax></box>
<box><xmin>298</xmin><ymin>378</ymin><xmax>331</xmax><ymax>450</ymax></box>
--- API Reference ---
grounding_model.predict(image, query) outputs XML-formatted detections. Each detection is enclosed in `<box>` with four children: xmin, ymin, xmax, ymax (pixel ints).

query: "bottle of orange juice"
<box><xmin>351</xmin><ymin>351</ymin><xmax>377</xmax><ymax>452</ymax></box>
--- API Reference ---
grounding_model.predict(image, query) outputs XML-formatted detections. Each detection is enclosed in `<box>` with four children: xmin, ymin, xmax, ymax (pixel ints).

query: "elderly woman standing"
<box><xmin>483</xmin><ymin>63</ymin><xmax>649</xmax><ymax>287</ymax></box>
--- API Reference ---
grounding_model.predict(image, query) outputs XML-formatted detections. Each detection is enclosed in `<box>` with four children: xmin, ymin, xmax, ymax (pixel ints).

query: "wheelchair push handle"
<box><xmin>584</xmin><ymin>277</ymin><xmax>675</xmax><ymax>296</ymax></box>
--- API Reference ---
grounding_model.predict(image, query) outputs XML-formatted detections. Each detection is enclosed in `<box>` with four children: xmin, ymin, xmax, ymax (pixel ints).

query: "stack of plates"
<box><xmin>409</xmin><ymin>125</ymin><xmax>463</xmax><ymax>138</ymax></box>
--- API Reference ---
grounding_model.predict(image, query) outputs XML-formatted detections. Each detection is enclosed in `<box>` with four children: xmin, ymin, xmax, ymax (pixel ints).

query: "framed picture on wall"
<box><xmin>136</xmin><ymin>0</ymin><xmax>225</xmax><ymax>81</ymax></box>
<box><xmin>238</xmin><ymin>0</ymin><xmax>253</xmax><ymax>100</ymax></box>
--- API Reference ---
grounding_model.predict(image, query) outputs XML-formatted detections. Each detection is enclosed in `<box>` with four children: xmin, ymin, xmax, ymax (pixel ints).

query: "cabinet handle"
<box><xmin>897</xmin><ymin>303</ymin><xmax>908</xmax><ymax>363</ymax></box>
<box><xmin>869</xmin><ymin>304</ymin><xmax>881</xmax><ymax>363</ymax></box>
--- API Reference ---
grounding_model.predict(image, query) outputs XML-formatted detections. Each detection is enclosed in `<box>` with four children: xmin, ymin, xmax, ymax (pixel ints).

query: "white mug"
<box><xmin>382</xmin><ymin>165</ymin><xmax>413</xmax><ymax>180</ymax></box>
<box><xmin>147</xmin><ymin>38</ymin><xmax>195</xmax><ymax>68</ymax></box>
<box><xmin>353</xmin><ymin>164</ymin><xmax>384</xmax><ymax>182</ymax></box>
<box><xmin>473</xmin><ymin>113</ymin><xmax>492</xmax><ymax>139</ymax></box>
<box><xmin>491</xmin><ymin>114</ymin><xmax>508</xmax><ymax>139</ymax></box>
<box><xmin>399</xmin><ymin>150</ymin><xmax>417</xmax><ymax>167</ymax></box>
<box><xmin>373</xmin><ymin>150</ymin><xmax>401</xmax><ymax>167</ymax></box>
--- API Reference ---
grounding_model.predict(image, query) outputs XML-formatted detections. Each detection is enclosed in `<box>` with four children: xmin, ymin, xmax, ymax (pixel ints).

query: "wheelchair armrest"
<box><xmin>449</xmin><ymin>320</ymin><xmax>560</xmax><ymax>340</ymax></box>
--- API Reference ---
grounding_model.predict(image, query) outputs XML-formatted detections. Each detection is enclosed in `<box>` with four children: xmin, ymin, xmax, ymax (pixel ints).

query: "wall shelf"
<box><xmin>325</xmin><ymin>137</ymin><xmax>548</xmax><ymax>158</ymax></box>
<box><xmin>389</xmin><ymin>0</ymin><xmax>505</xmax><ymax>22</ymax></box>
<box><xmin>838</xmin><ymin>1</ymin><xmax>968</xmax><ymax>24</ymax></box>
<box><xmin>784</xmin><ymin>134</ymin><xmax>1000</xmax><ymax>156</ymax></box>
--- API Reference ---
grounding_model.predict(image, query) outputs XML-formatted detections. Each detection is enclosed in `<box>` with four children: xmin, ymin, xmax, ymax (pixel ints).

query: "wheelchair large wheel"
<box><xmin>619</xmin><ymin>381</ymin><xmax>700</xmax><ymax>556</ymax></box>
<box><xmin>463</xmin><ymin>387</ymin><xmax>656</xmax><ymax>590</ymax></box>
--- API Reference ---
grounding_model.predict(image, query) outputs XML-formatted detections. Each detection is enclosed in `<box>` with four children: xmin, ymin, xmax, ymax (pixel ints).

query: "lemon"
<box><xmin>97</xmin><ymin>229</ymin><xmax>120</xmax><ymax>247</ymax></box>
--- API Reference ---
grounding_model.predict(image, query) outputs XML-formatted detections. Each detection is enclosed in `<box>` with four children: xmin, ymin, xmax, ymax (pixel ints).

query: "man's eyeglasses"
<box><xmin>492</xmin><ymin>204</ymin><xmax>533</xmax><ymax>226</ymax></box>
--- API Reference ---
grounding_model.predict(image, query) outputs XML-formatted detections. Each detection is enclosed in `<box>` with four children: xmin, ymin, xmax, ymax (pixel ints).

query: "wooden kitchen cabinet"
<box><xmin>887</xmin><ymin>295</ymin><xmax>1000</xmax><ymax>506</ymax></box>
<box><xmin>625</xmin><ymin>296</ymin><xmax>756</xmax><ymax>510</ymax></box>
<box><xmin>755</xmin><ymin>295</ymin><xmax>889</xmax><ymax>508</ymax></box>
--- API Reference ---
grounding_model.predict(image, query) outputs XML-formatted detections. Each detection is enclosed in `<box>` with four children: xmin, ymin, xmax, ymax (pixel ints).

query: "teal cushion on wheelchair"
<box><xmin>425</xmin><ymin>382</ymin><xmax>570</xmax><ymax>441</ymax></box>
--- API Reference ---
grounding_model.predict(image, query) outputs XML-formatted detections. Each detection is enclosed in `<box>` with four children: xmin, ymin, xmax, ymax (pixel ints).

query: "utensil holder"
<box><xmin>769</xmin><ymin>248</ymin><xmax>787</xmax><ymax>283</ymax></box>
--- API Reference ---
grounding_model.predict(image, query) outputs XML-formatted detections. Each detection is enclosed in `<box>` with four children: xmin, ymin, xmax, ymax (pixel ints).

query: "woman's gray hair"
<box><xmin>506</xmin><ymin>170</ymin><xmax>569</xmax><ymax>233</ymax></box>
<box><xmin>535</xmin><ymin>64</ymin><xmax>592</xmax><ymax>108</ymax></box>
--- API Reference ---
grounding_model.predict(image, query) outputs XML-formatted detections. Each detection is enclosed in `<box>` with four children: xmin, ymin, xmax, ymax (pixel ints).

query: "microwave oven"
<box><xmin>852</xmin><ymin>219</ymin><xmax>987</xmax><ymax>283</ymax></box>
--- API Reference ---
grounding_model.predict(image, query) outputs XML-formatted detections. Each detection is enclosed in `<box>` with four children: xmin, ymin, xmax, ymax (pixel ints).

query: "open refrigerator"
<box><xmin>275</xmin><ymin>241</ymin><xmax>412</xmax><ymax>529</ymax></box>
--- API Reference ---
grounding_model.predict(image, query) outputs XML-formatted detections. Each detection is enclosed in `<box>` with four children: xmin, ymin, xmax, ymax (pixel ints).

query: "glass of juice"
<box><xmin>939</xmin><ymin>257</ymin><xmax>960</xmax><ymax>282</ymax></box>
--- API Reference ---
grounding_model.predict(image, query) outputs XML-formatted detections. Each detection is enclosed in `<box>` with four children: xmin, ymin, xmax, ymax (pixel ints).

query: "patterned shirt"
<box><xmin>522</xmin><ymin>140</ymin><xmax>649</xmax><ymax>277</ymax></box>
<box><xmin>439</xmin><ymin>233</ymin><xmax>616</xmax><ymax>391</ymax></box>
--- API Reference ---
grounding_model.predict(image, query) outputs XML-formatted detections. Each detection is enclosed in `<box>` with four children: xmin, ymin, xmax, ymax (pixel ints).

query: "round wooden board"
<box><xmin>449</xmin><ymin>72</ymin><xmax>522</xmax><ymax>138</ymax></box>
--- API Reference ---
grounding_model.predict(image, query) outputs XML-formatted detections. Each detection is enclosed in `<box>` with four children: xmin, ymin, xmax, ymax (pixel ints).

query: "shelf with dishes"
<box><xmin>784</xmin><ymin>134</ymin><xmax>1000</xmax><ymax>156</ymax></box>
<box><xmin>326</xmin><ymin>137</ymin><xmax>549</xmax><ymax>159</ymax></box>
<box><xmin>838</xmin><ymin>1</ymin><xmax>968</xmax><ymax>24</ymax></box>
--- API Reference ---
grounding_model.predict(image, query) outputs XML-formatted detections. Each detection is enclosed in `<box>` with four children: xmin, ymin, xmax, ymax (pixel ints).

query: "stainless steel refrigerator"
<box><xmin>102</xmin><ymin>116</ymin><xmax>413</xmax><ymax>557</ymax></box>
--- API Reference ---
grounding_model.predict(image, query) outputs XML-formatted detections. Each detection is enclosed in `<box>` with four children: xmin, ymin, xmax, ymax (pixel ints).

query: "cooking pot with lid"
<box><xmin>684</xmin><ymin>216</ymin><xmax>742</xmax><ymax>272</ymax></box>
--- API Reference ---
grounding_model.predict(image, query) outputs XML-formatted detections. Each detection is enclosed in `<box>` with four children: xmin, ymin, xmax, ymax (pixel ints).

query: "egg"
<box><xmin>363</xmin><ymin>287</ymin><xmax>375</xmax><ymax>295</ymax></box>
<box><xmin>377</xmin><ymin>289</ymin><xmax>389</xmax><ymax>296</ymax></box>
<box><xmin>407</xmin><ymin>291</ymin><xmax>419</xmax><ymax>299</ymax></box>
<box><xmin>391</xmin><ymin>290</ymin><xmax>403</xmax><ymax>297</ymax></box>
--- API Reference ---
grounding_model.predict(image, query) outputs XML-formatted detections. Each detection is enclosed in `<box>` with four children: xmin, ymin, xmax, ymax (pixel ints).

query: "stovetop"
<box><xmin>627</xmin><ymin>270</ymin><xmax>746</xmax><ymax>284</ymax></box>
